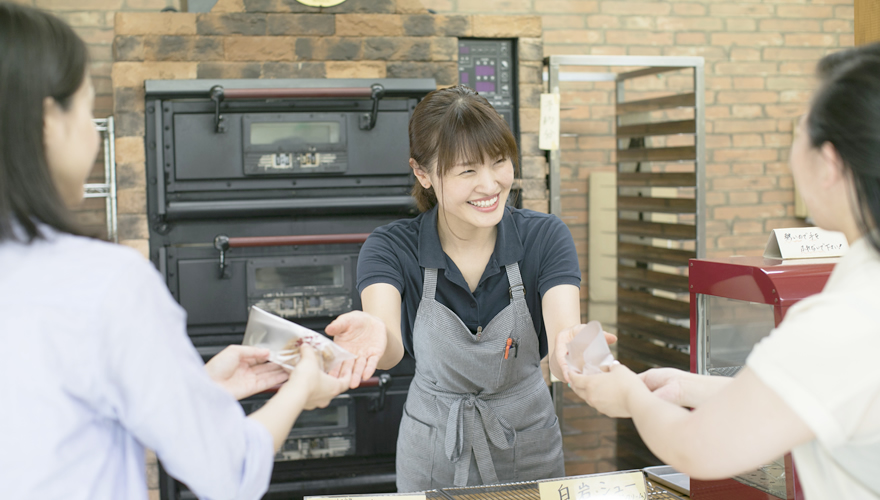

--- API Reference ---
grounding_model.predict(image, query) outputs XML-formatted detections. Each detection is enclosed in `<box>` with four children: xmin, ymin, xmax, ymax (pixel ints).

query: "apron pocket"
<box><xmin>494</xmin><ymin>337</ymin><xmax>520</xmax><ymax>390</ymax></box>
<box><xmin>513</xmin><ymin>416</ymin><xmax>564</xmax><ymax>481</ymax></box>
<box><xmin>396</xmin><ymin>407</ymin><xmax>436</xmax><ymax>492</ymax></box>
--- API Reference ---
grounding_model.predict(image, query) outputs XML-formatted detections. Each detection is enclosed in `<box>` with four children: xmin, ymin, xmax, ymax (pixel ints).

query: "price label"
<box><xmin>538</xmin><ymin>470</ymin><xmax>647</xmax><ymax>500</ymax></box>
<box><xmin>763</xmin><ymin>227</ymin><xmax>849</xmax><ymax>259</ymax></box>
<box><xmin>306</xmin><ymin>495</ymin><xmax>426</xmax><ymax>500</ymax></box>
<box><xmin>539</xmin><ymin>93</ymin><xmax>561</xmax><ymax>151</ymax></box>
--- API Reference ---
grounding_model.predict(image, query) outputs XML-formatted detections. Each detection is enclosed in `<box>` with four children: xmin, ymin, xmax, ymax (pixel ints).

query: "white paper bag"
<box><xmin>565</xmin><ymin>321</ymin><xmax>615</xmax><ymax>375</ymax></box>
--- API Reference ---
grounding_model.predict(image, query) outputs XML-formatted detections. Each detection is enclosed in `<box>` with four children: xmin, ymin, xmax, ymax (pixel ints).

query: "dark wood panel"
<box><xmin>617</xmin><ymin>172</ymin><xmax>696</xmax><ymax>187</ymax></box>
<box><xmin>618</xmin><ymin>196</ymin><xmax>696</xmax><ymax>214</ymax></box>
<box><xmin>617</xmin><ymin>92</ymin><xmax>696</xmax><ymax>115</ymax></box>
<box><xmin>618</xmin><ymin>242</ymin><xmax>695</xmax><ymax>267</ymax></box>
<box><xmin>618</xmin><ymin>219</ymin><xmax>696</xmax><ymax>240</ymax></box>
<box><xmin>617</xmin><ymin>146</ymin><xmax>696</xmax><ymax>162</ymax></box>
<box><xmin>616</xmin><ymin>119</ymin><xmax>695</xmax><ymax>138</ymax></box>
<box><xmin>617</xmin><ymin>265</ymin><xmax>690</xmax><ymax>294</ymax></box>
<box><xmin>619</xmin><ymin>335</ymin><xmax>690</xmax><ymax>368</ymax></box>
<box><xmin>618</xmin><ymin>286</ymin><xmax>690</xmax><ymax>319</ymax></box>
<box><xmin>616</xmin><ymin>311</ymin><xmax>690</xmax><ymax>346</ymax></box>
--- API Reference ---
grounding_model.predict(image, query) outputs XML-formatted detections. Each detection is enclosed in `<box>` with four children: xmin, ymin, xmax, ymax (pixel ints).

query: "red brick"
<box><xmin>726</xmin><ymin>18</ymin><xmax>757</xmax><ymax>32</ymax></box>
<box><xmin>600</xmin><ymin>1</ymin><xmax>670</xmax><ymax>15</ymax></box>
<box><xmin>785</xmin><ymin>33</ymin><xmax>839</xmax><ymax>47</ymax></box>
<box><xmin>606</xmin><ymin>30</ymin><xmax>674</xmax><ymax>45</ymax></box>
<box><xmin>709</xmin><ymin>4</ymin><xmax>775</xmax><ymax>17</ymax></box>
<box><xmin>779</xmin><ymin>61</ymin><xmax>819</xmax><ymax>75</ymax></box>
<box><xmin>765</xmin><ymin>104</ymin><xmax>805</xmax><ymax>118</ymax></box>
<box><xmin>733</xmin><ymin>220</ymin><xmax>764</xmax><ymax>235</ymax></box>
<box><xmin>713</xmin><ymin>148</ymin><xmax>778</xmax><ymax>162</ymax></box>
<box><xmin>732</xmin><ymin>77</ymin><xmax>765</xmax><ymax>90</ymax></box>
<box><xmin>656</xmin><ymin>16</ymin><xmax>722</xmax><ymax>31</ymax></box>
<box><xmin>621</xmin><ymin>16</ymin><xmax>655</xmax><ymax>29</ymax></box>
<box><xmin>823</xmin><ymin>19</ymin><xmax>852</xmax><ymax>32</ymax></box>
<box><xmin>730</xmin><ymin>48</ymin><xmax>762</xmax><ymax>61</ymax></box>
<box><xmin>706</xmin><ymin>191</ymin><xmax>728</xmax><ymax>207</ymax></box>
<box><xmin>764</xmin><ymin>133</ymin><xmax>793</xmax><ymax>148</ymax></box>
<box><xmin>673</xmin><ymin>3</ymin><xmax>706</xmax><ymax>16</ymax></box>
<box><xmin>762</xmin><ymin>190</ymin><xmax>795</xmax><ymax>203</ymax></box>
<box><xmin>544</xmin><ymin>29</ymin><xmax>603</xmax><ymax>44</ymax></box>
<box><xmin>705</xmin><ymin>105</ymin><xmax>731</xmax><ymax>119</ymax></box>
<box><xmin>717</xmin><ymin>91</ymin><xmax>779</xmax><ymax>104</ymax></box>
<box><xmin>777</xmin><ymin>5</ymin><xmax>835</xmax><ymax>18</ymax></box>
<box><xmin>584</xmin><ymin>14</ymin><xmax>619</xmax><ymax>29</ymax></box>
<box><xmin>767</xmin><ymin>76</ymin><xmax>815</xmax><ymax>90</ymax></box>
<box><xmin>763</xmin><ymin>47</ymin><xmax>825</xmax><ymax>61</ymax></box>
<box><xmin>115</xmin><ymin>12</ymin><xmax>197</xmax><ymax>35</ymax></box>
<box><xmin>717</xmin><ymin>234</ymin><xmax>772</xmax><ymax>249</ymax></box>
<box><xmin>759</xmin><ymin>19</ymin><xmax>822</xmax><ymax>33</ymax></box>
<box><xmin>713</xmin><ymin>203</ymin><xmax>787</xmax><ymax>221</ymax></box>
<box><xmin>111</xmin><ymin>61</ymin><xmax>197</xmax><ymax>87</ymax></box>
<box><xmin>472</xmin><ymin>15</ymin><xmax>542</xmax><ymax>37</ymax></box>
<box><xmin>711</xmin><ymin>32</ymin><xmax>784</xmax><ymax>47</ymax></box>
<box><xmin>225</xmin><ymin>36</ymin><xmax>296</xmax><ymax>61</ymax></box>
<box><xmin>729</xmin><ymin>191</ymin><xmax>760</xmax><ymax>205</ymax></box>
<box><xmin>835</xmin><ymin>5</ymin><xmax>854</xmax><ymax>19</ymax></box>
<box><xmin>715</xmin><ymin>119</ymin><xmax>776</xmax><ymax>133</ymax></box>
<box><xmin>764</xmin><ymin>218</ymin><xmax>808</xmax><ymax>233</ymax></box>
<box><xmin>36</xmin><ymin>0</ymin><xmax>123</xmax><ymax>9</ymax></box>
<box><xmin>458</xmin><ymin>0</ymin><xmax>531</xmax><ymax>12</ymax></box>
<box><xmin>543</xmin><ymin>15</ymin><xmax>587</xmax><ymax>29</ymax></box>
<box><xmin>534</xmin><ymin>0</ymin><xmax>599</xmax><ymax>13</ymax></box>
<box><xmin>714</xmin><ymin>62</ymin><xmax>777</xmax><ymax>75</ymax></box>
<box><xmin>706</xmin><ymin>134</ymin><xmax>732</xmax><ymax>148</ymax></box>
<box><xmin>732</xmin><ymin>134</ymin><xmax>764</xmax><ymax>148</ymax></box>
<box><xmin>780</xmin><ymin>90</ymin><xmax>813</xmax><ymax>104</ymax></box>
<box><xmin>336</xmin><ymin>14</ymin><xmax>403</xmax><ymax>36</ymax></box>
<box><xmin>713</xmin><ymin>175</ymin><xmax>777</xmax><ymax>191</ymax></box>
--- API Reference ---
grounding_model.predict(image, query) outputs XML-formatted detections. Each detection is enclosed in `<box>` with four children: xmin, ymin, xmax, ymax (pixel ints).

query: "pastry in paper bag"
<box><xmin>565</xmin><ymin>321</ymin><xmax>615</xmax><ymax>375</ymax></box>
<box><xmin>242</xmin><ymin>306</ymin><xmax>355</xmax><ymax>373</ymax></box>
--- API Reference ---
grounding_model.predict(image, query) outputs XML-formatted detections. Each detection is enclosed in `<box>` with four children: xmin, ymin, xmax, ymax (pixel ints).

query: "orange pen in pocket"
<box><xmin>504</xmin><ymin>337</ymin><xmax>513</xmax><ymax>359</ymax></box>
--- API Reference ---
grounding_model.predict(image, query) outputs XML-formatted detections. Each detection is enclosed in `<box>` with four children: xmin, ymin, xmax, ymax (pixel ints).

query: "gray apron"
<box><xmin>396</xmin><ymin>263</ymin><xmax>565</xmax><ymax>492</ymax></box>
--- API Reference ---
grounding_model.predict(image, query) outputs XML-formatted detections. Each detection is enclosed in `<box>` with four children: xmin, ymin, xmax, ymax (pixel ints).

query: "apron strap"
<box><xmin>505</xmin><ymin>262</ymin><xmax>526</xmax><ymax>302</ymax></box>
<box><xmin>422</xmin><ymin>267</ymin><xmax>438</xmax><ymax>301</ymax></box>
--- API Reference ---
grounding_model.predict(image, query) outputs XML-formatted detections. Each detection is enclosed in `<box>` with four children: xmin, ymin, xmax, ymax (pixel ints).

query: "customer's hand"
<box><xmin>568</xmin><ymin>362</ymin><xmax>643</xmax><ymax>418</ymax></box>
<box><xmin>324</xmin><ymin>310</ymin><xmax>387</xmax><ymax>389</ymax></box>
<box><xmin>205</xmin><ymin>345</ymin><xmax>289</xmax><ymax>400</ymax></box>
<box><xmin>639</xmin><ymin>367</ymin><xmax>689</xmax><ymax>407</ymax></box>
<box><xmin>282</xmin><ymin>344</ymin><xmax>349</xmax><ymax>410</ymax></box>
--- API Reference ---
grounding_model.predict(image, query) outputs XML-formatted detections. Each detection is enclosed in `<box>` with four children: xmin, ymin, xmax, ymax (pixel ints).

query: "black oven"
<box><xmin>144</xmin><ymin>78</ymin><xmax>435</xmax><ymax>500</ymax></box>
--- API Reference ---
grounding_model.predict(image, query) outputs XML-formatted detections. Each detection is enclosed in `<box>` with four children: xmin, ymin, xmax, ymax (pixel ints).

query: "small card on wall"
<box><xmin>539</xmin><ymin>93</ymin><xmax>561</xmax><ymax>151</ymax></box>
<box><xmin>538</xmin><ymin>470</ymin><xmax>648</xmax><ymax>500</ymax></box>
<box><xmin>763</xmin><ymin>227</ymin><xmax>849</xmax><ymax>259</ymax></box>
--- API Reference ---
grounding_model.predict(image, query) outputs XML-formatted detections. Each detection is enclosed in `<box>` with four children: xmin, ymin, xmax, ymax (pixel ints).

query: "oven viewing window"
<box><xmin>250</xmin><ymin>121</ymin><xmax>341</xmax><ymax>146</ymax></box>
<box><xmin>254</xmin><ymin>264</ymin><xmax>344</xmax><ymax>290</ymax></box>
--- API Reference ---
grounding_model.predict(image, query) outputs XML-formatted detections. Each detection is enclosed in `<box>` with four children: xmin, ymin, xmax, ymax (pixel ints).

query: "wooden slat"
<box><xmin>618</xmin><ymin>219</ymin><xmax>696</xmax><ymax>240</ymax></box>
<box><xmin>618</xmin><ymin>242</ymin><xmax>695</xmax><ymax>266</ymax></box>
<box><xmin>617</xmin><ymin>265</ymin><xmax>690</xmax><ymax>294</ymax></box>
<box><xmin>618</xmin><ymin>286</ymin><xmax>690</xmax><ymax>319</ymax></box>
<box><xmin>617</xmin><ymin>92</ymin><xmax>696</xmax><ymax>115</ymax></box>
<box><xmin>616</xmin><ymin>311</ymin><xmax>690</xmax><ymax>346</ymax></box>
<box><xmin>617</xmin><ymin>146</ymin><xmax>696</xmax><ymax>162</ymax></box>
<box><xmin>616</xmin><ymin>119</ymin><xmax>695</xmax><ymax>138</ymax></box>
<box><xmin>617</xmin><ymin>66</ymin><xmax>688</xmax><ymax>81</ymax></box>
<box><xmin>617</xmin><ymin>172</ymin><xmax>696</xmax><ymax>187</ymax></box>
<box><xmin>618</xmin><ymin>196</ymin><xmax>696</xmax><ymax>214</ymax></box>
<box><xmin>619</xmin><ymin>335</ymin><xmax>690</xmax><ymax>367</ymax></box>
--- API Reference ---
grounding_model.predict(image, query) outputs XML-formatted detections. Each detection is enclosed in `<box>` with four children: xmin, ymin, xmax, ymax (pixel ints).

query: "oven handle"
<box><xmin>209</xmin><ymin>83</ymin><xmax>386</xmax><ymax>133</ymax></box>
<box><xmin>212</xmin><ymin>232</ymin><xmax>370</xmax><ymax>278</ymax></box>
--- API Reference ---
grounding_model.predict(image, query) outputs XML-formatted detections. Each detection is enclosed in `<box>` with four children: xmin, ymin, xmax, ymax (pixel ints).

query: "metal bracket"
<box><xmin>210</xmin><ymin>85</ymin><xmax>226</xmax><ymax>133</ymax></box>
<box><xmin>358</xmin><ymin>83</ymin><xmax>386</xmax><ymax>131</ymax></box>
<box><xmin>213</xmin><ymin>234</ymin><xmax>231</xmax><ymax>279</ymax></box>
<box><xmin>368</xmin><ymin>373</ymin><xmax>392</xmax><ymax>412</ymax></box>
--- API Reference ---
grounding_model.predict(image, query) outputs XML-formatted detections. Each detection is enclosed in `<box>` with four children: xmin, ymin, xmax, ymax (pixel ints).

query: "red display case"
<box><xmin>688</xmin><ymin>256</ymin><xmax>837</xmax><ymax>500</ymax></box>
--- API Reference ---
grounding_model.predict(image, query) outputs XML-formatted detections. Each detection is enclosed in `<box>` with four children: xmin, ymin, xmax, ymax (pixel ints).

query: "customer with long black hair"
<box><xmin>567</xmin><ymin>45</ymin><xmax>880</xmax><ymax>499</ymax></box>
<box><xmin>0</xmin><ymin>3</ymin><xmax>349</xmax><ymax>499</ymax></box>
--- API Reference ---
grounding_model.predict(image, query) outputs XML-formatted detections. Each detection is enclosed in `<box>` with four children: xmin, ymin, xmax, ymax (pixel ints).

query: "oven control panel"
<box><xmin>458</xmin><ymin>38</ymin><xmax>518</xmax><ymax>138</ymax></box>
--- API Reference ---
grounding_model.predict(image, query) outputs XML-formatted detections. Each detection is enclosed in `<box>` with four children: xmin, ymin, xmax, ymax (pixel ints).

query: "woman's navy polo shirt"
<box><xmin>356</xmin><ymin>205</ymin><xmax>581</xmax><ymax>359</ymax></box>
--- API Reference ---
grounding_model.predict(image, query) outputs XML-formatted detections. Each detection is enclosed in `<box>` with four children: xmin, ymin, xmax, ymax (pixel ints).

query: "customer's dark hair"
<box><xmin>0</xmin><ymin>2</ymin><xmax>89</xmax><ymax>242</ymax></box>
<box><xmin>409</xmin><ymin>84</ymin><xmax>518</xmax><ymax>212</ymax></box>
<box><xmin>815</xmin><ymin>43</ymin><xmax>880</xmax><ymax>80</ymax></box>
<box><xmin>808</xmin><ymin>49</ymin><xmax>880</xmax><ymax>254</ymax></box>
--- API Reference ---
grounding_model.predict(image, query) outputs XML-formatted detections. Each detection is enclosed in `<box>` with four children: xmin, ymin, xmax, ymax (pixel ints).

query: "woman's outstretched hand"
<box><xmin>324</xmin><ymin>310</ymin><xmax>387</xmax><ymax>389</ymax></box>
<box><xmin>205</xmin><ymin>345</ymin><xmax>290</xmax><ymax>400</ymax></box>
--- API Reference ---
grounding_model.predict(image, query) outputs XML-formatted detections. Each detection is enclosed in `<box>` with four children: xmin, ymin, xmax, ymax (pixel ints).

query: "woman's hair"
<box><xmin>808</xmin><ymin>46</ymin><xmax>880</xmax><ymax>254</ymax></box>
<box><xmin>0</xmin><ymin>2</ymin><xmax>89</xmax><ymax>242</ymax></box>
<box><xmin>409</xmin><ymin>84</ymin><xmax>519</xmax><ymax>212</ymax></box>
<box><xmin>815</xmin><ymin>43</ymin><xmax>880</xmax><ymax>80</ymax></box>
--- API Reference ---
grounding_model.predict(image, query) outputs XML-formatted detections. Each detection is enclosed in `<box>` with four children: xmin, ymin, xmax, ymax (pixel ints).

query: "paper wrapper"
<box><xmin>565</xmin><ymin>321</ymin><xmax>615</xmax><ymax>375</ymax></box>
<box><xmin>242</xmin><ymin>306</ymin><xmax>355</xmax><ymax>373</ymax></box>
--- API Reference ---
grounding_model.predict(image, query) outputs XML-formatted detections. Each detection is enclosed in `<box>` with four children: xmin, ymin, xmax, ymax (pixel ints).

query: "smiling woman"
<box><xmin>322</xmin><ymin>85</ymin><xmax>590</xmax><ymax>492</ymax></box>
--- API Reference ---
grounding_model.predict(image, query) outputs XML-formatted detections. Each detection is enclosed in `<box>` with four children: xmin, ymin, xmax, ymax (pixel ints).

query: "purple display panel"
<box><xmin>460</xmin><ymin>73</ymin><xmax>469</xmax><ymax>84</ymax></box>
<box><xmin>460</xmin><ymin>46</ymin><xmax>470</xmax><ymax>54</ymax></box>
<box><xmin>476</xmin><ymin>82</ymin><xmax>495</xmax><ymax>93</ymax></box>
<box><xmin>475</xmin><ymin>65</ymin><xmax>495</xmax><ymax>76</ymax></box>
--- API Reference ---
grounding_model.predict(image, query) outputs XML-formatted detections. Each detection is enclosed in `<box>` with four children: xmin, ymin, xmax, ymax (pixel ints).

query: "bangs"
<box><xmin>434</xmin><ymin>98</ymin><xmax>518</xmax><ymax>175</ymax></box>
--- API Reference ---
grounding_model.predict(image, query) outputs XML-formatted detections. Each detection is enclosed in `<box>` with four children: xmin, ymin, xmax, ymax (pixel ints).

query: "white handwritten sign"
<box><xmin>763</xmin><ymin>227</ymin><xmax>849</xmax><ymax>259</ymax></box>
<box><xmin>306</xmin><ymin>495</ymin><xmax>425</xmax><ymax>500</ymax></box>
<box><xmin>539</xmin><ymin>93</ymin><xmax>561</xmax><ymax>151</ymax></box>
<box><xmin>538</xmin><ymin>470</ymin><xmax>647</xmax><ymax>500</ymax></box>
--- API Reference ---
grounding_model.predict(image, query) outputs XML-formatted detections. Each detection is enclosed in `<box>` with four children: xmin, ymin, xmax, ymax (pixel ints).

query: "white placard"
<box><xmin>763</xmin><ymin>227</ymin><xmax>849</xmax><ymax>259</ymax></box>
<box><xmin>539</xmin><ymin>93</ymin><xmax>561</xmax><ymax>151</ymax></box>
<box><xmin>539</xmin><ymin>470</ymin><xmax>647</xmax><ymax>500</ymax></box>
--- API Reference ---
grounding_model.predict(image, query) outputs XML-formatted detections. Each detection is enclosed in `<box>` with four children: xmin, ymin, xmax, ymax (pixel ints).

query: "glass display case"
<box><xmin>688</xmin><ymin>256</ymin><xmax>838</xmax><ymax>500</ymax></box>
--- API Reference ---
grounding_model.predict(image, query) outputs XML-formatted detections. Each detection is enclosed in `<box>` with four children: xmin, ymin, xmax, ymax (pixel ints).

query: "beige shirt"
<box><xmin>748</xmin><ymin>237</ymin><xmax>880</xmax><ymax>500</ymax></box>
